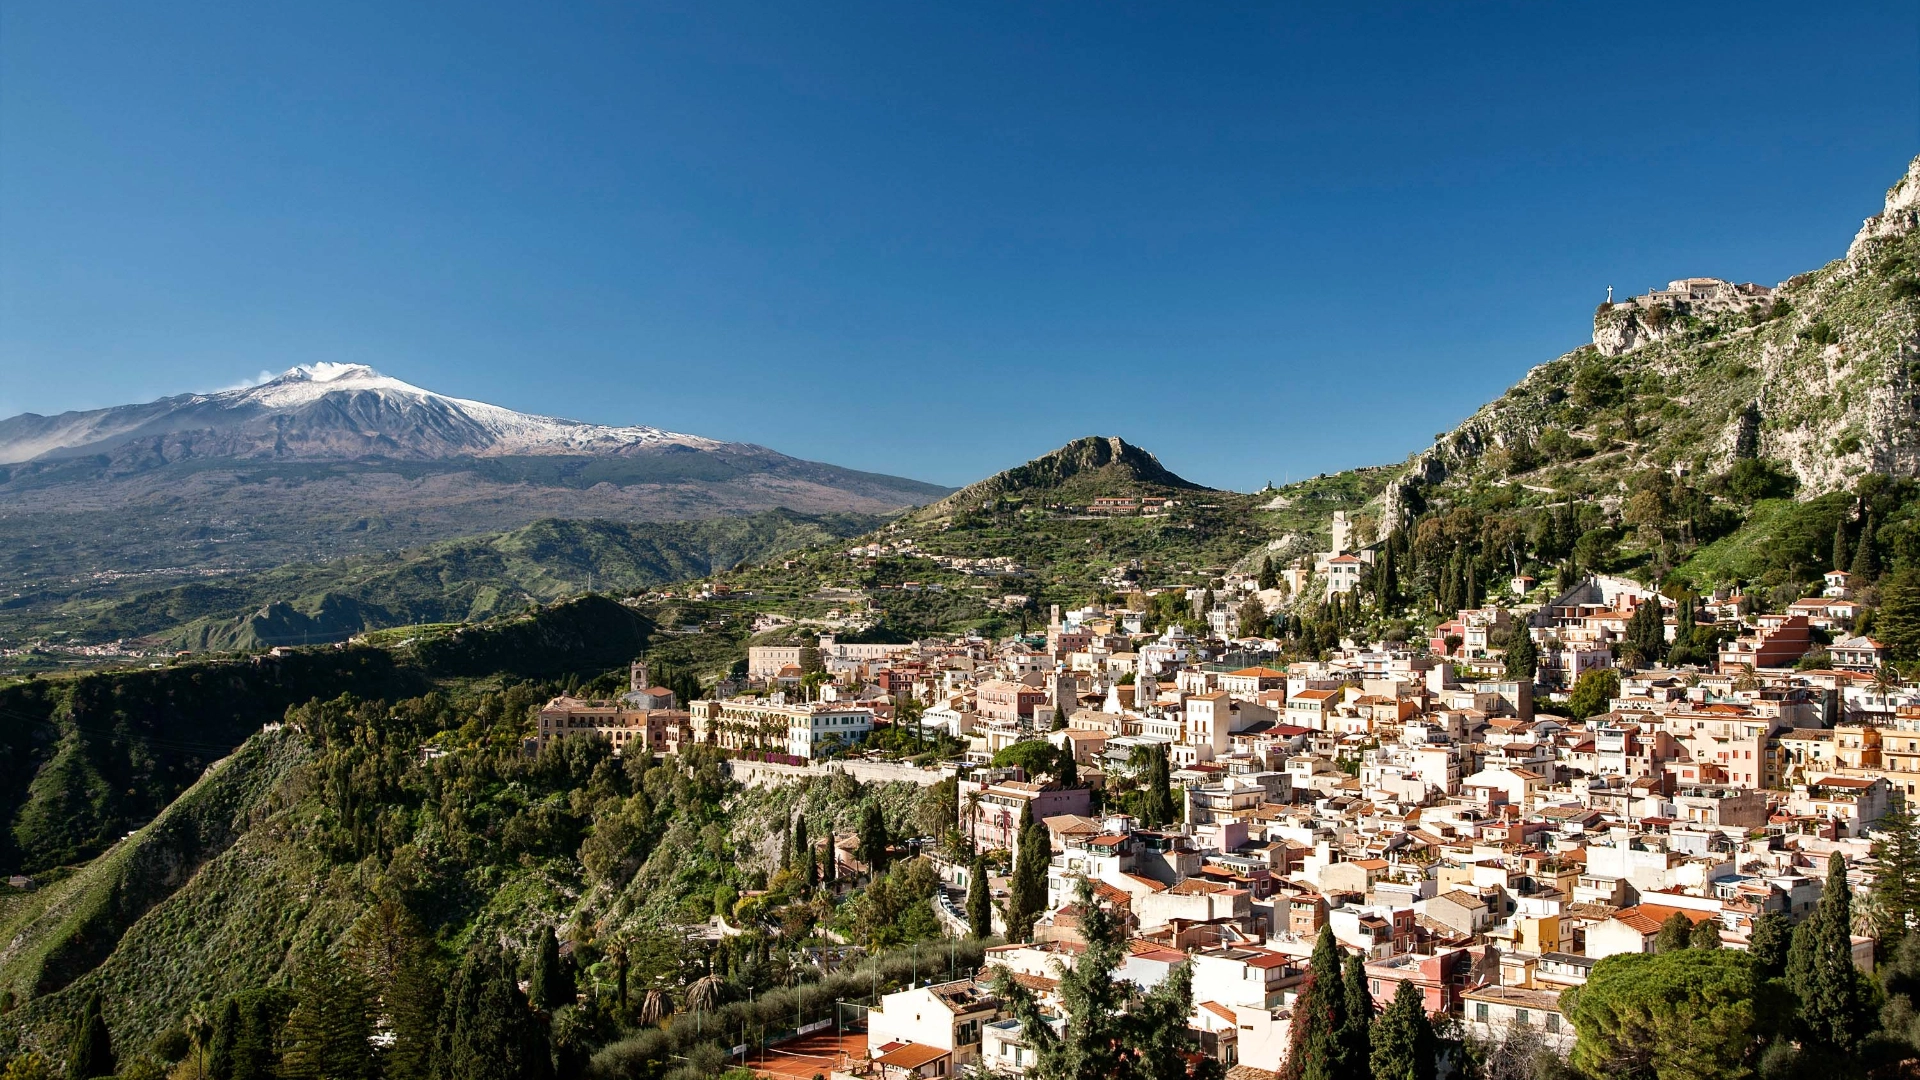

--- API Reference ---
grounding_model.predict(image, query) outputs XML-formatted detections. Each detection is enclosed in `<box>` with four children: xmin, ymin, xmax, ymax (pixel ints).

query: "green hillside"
<box><xmin>2</xmin><ymin>510</ymin><xmax>882</xmax><ymax>655</ymax></box>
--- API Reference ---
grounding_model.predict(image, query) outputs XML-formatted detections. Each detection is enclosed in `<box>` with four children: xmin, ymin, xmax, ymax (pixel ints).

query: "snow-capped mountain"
<box><xmin>0</xmin><ymin>363</ymin><xmax>731</xmax><ymax>464</ymax></box>
<box><xmin>0</xmin><ymin>367</ymin><xmax>948</xmax><ymax>575</ymax></box>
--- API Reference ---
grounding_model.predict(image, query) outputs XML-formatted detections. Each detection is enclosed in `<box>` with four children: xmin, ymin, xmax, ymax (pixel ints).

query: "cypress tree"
<box><xmin>529</xmin><ymin>926</ymin><xmax>565</xmax><ymax>1011</ymax></box>
<box><xmin>1654</xmin><ymin>910</ymin><xmax>1694</xmax><ymax>953</ymax></box>
<box><xmin>1789</xmin><ymin>851</ymin><xmax>1875</xmax><ymax>1054</ymax></box>
<box><xmin>1007</xmin><ymin>804</ymin><xmax>1051</xmax><ymax>942</ymax></box>
<box><xmin>797</xmin><ymin>838</ymin><xmax>817</xmax><ymax>887</ymax></box>
<box><xmin>821</xmin><ymin>834</ymin><xmax>838</xmax><ymax>885</ymax></box>
<box><xmin>66</xmin><ymin>993</ymin><xmax>114</xmax><ymax>1080</ymax></box>
<box><xmin>1834</xmin><ymin>519</ymin><xmax>1852</xmax><ymax>572</ymax></box>
<box><xmin>1370</xmin><ymin>978</ymin><xmax>1436</xmax><ymax>1080</ymax></box>
<box><xmin>1280</xmin><ymin>926</ymin><xmax>1347</xmax><ymax>1080</ymax></box>
<box><xmin>1337</xmin><ymin>952</ymin><xmax>1373</xmax><ymax>1074</ymax></box>
<box><xmin>1749</xmin><ymin>911</ymin><xmax>1793</xmax><ymax>981</ymax></box>
<box><xmin>858</xmin><ymin>802</ymin><xmax>891</xmax><ymax>874</ymax></box>
<box><xmin>1053</xmin><ymin>742</ymin><xmax>1078</xmax><ymax>789</ymax></box>
<box><xmin>1689</xmin><ymin>916</ymin><xmax>1723</xmax><ymax>949</ymax></box>
<box><xmin>1504</xmin><ymin>631</ymin><xmax>1537</xmax><ymax>683</ymax></box>
<box><xmin>1141</xmin><ymin>743</ymin><xmax>1175</xmax><ymax>827</ymax></box>
<box><xmin>1853</xmin><ymin>516</ymin><xmax>1880</xmax><ymax>580</ymax></box>
<box><xmin>218</xmin><ymin>990</ymin><xmax>292</xmax><ymax>1080</ymax></box>
<box><xmin>207</xmin><ymin>998</ymin><xmax>240</xmax><ymax>1080</ymax></box>
<box><xmin>792</xmin><ymin>814</ymin><xmax>809</xmax><ymax>871</ymax></box>
<box><xmin>443</xmin><ymin>941</ymin><xmax>554</xmax><ymax>1080</ymax></box>
<box><xmin>1259</xmin><ymin>556</ymin><xmax>1279</xmax><ymax>591</ymax></box>
<box><xmin>966</xmin><ymin>853</ymin><xmax>993</xmax><ymax>939</ymax></box>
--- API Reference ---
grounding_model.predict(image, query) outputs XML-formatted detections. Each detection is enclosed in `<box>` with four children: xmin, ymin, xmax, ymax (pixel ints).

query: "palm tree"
<box><xmin>965</xmin><ymin>790</ymin><xmax>985</xmax><ymax>847</ymax></box>
<box><xmin>1874</xmin><ymin>664</ymin><xmax>1903</xmax><ymax>713</ymax></box>
<box><xmin>638</xmin><ymin>988</ymin><xmax>671</xmax><ymax>1026</ymax></box>
<box><xmin>686</xmin><ymin>973</ymin><xmax>725</xmax><ymax>1016</ymax></box>
<box><xmin>186</xmin><ymin>1007</ymin><xmax>213</xmax><ymax>1079</ymax></box>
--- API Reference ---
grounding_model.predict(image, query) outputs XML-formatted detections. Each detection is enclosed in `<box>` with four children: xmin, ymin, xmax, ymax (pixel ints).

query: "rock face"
<box><xmin>1849</xmin><ymin>155</ymin><xmax>1920</xmax><ymax>263</ymax></box>
<box><xmin>1384</xmin><ymin>153</ymin><xmax>1920</xmax><ymax>520</ymax></box>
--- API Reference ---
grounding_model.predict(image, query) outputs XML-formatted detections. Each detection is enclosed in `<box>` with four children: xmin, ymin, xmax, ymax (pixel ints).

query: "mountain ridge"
<box><xmin>1373</xmin><ymin>153</ymin><xmax>1920</xmax><ymax>527</ymax></box>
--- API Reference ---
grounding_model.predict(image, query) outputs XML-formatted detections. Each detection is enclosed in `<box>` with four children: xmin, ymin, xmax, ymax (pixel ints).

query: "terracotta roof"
<box><xmin>1611</xmin><ymin>903</ymin><xmax>1716</xmax><ymax>934</ymax></box>
<box><xmin>1010</xmin><ymin>972</ymin><xmax>1060</xmax><ymax>993</ymax></box>
<box><xmin>1199</xmin><ymin>1000</ymin><xmax>1237</xmax><ymax>1022</ymax></box>
<box><xmin>874</xmin><ymin>1042</ymin><xmax>950</xmax><ymax>1069</ymax></box>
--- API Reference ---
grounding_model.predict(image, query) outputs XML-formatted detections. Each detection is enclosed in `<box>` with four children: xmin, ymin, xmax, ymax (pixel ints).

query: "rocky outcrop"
<box><xmin>1849</xmin><ymin>155</ymin><xmax>1920</xmax><ymax>263</ymax></box>
<box><xmin>1380</xmin><ymin>153</ymin><xmax>1920</xmax><ymax>516</ymax></box>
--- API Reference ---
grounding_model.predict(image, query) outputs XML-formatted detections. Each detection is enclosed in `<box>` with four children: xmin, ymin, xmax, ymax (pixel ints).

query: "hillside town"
<box><xmin>531</xmin><ymin>530</ymin><xmax>1912</xmax><ymax>1079</ymax></box>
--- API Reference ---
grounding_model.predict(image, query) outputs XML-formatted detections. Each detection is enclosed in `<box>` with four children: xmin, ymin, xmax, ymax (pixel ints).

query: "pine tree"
<box><xmin>279</xmin><ymin>947</ymin><xmax>375</xmax><ymax>1080</ymax></box>
<box><xmin>1873</xmin><ymin>800</ymin><xmax>1920</xmax><ymax>955</ymax></box>
<box><xmin>529</xmin><ymin>926</ymin><xmax>566</xmax><ymax>1011</ymax></box>
<box><xmin>1369</xmin><ymin>979</ymin><xmax>1437</xmax><ymax>1080</ymax></box>
<box><xmin>1337</xmin><ymin>952</ymin><xmax>1373</xmax><ymax>1074</ymax></box>
<box><xmin>1749</xmin><ymin>911</ymin><xmax>1793</xmax><ymax>981</ymax></box>
<box><xmin>1880</xmin><ymin>568</ymin><xmax>1920</xmax><ymax>663</ymax></box>
<box><xmin>991</xmin><ymin>877</ymin><xmax>1201</xmax><ymax>1080</ymax></box>
<box><xmin>386</xmin><ymin>939</ymin><xmax>445</xmax><ymax>1080</ymax></box>
<box><xmin>65</xmin><ymin>993</ymin><xmax>114</xmax><ymax>1080</ymax></box>
<box><xmin>1789</xmin><ymin>851</ymin><xmax>1875</xmax><ymax>1054</ymax></box>
<box><xmin>1280</xmin><ymin>926</ymin><xmax>1347</xmax><ymax>1080</ymax></box>
<box><xmin>967</xmin><ymin>853</ymin><xmax>993</xmax><ymax>938</ymax></box>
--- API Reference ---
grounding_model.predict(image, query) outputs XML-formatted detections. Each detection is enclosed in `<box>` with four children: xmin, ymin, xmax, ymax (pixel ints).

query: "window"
<box><xmin>1476</xmin><ymin>1003</ymin><xmax>1489</xmax><ymax>1022</ymax></box>
<box><xmin>1515</xmin><ymin>1009</ymin><xmax>1529</xmax><ymax>1026</ymax></box>
<box><xmin>1546</xmin><ymin>1014</ymin><xmax>1560</xmax><ymax>1033</ymax></box>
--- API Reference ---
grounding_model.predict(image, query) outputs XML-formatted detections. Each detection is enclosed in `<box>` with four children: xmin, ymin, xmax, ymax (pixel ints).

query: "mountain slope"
<box><xmin>0</xmin><ymin>366</ymin><xmax>949</xmax><ymax>619</ymax></box>
<box><xmin>1379</xmin><ymin>154</ymin><xmax>1920</xmax><ymax>522</ymax></box>
<box><xmin>3</xmin><ymin>510</ymin><xmax>881</xmax><ymax>650</ymax></box>
<box><xmin>910</xmin><ymin>435</ymin><xmax>1209</xmax><ymax>525</ymax></box>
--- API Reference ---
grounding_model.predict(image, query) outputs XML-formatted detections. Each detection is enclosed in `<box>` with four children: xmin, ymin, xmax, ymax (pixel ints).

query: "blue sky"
<box><xmin>2</xmin><ymin>3</ymin><xmax>1915</xmax><ymax>491</ymax></box>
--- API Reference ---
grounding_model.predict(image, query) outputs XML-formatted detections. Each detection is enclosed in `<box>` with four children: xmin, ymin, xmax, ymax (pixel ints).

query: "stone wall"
<box><xmin>723</xmin><ymin>756</ymin><xmax>956</xmax><ymax>789</ymax></box>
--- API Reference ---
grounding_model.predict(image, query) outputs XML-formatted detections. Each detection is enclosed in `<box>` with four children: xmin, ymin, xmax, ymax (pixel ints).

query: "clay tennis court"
<box><xmin>740</xmin><ymin>1029</ymin><xmax>869</xmax><ymax>1079</ymax></box>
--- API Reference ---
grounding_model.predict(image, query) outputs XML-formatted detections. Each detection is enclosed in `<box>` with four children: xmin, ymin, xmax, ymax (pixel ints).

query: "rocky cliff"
<box><xmin>1380</xmin><ymin>153</ymin><xmax>1920</xmax><ymax>522</ymax></box>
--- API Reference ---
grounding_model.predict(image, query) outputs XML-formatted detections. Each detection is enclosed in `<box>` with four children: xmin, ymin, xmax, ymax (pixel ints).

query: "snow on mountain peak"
<box><xmin>210</xmin><ymin>363</ymin><xmax>716</xmax><ymax>453</ymax></box>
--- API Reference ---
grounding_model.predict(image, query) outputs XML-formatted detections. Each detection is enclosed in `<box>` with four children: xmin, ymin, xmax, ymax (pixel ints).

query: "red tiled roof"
<box><xmin>874</xmin><ymin>1042</ymin><xmax>950</xmax><ymax>1069</ymax></box>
